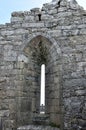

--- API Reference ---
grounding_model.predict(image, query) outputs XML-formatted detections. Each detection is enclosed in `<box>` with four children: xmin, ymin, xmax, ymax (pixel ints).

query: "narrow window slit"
<box><xmin>38</xmin><ymin>14</ymin><xmax>41</xmax><ymax>21</ymax></box>
<box><xmin>40</xmin><ymin>64</ymin><xmax>45</xmax><ymax>114</ymax></box>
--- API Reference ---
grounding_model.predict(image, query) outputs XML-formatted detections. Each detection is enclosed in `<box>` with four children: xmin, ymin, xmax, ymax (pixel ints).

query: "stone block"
<box><xmin>11</xmin><ymin>17</ymin><xmax>24</xmax><ymax>22</ymax></box>
<box><xmin>25</xmin><ymin>16</ymin><xmax>34</xmax><ymax>21</ymax></box>
<box><xmin>1</xmin><ymin>30</ymin><xmax>14</xmax><ymax>36</ymax></box>
<box><xmin>18</xmin><ymin>54</ymin><xmax>28</xmax><ymax>63</ymax></box>
<box><xmin>42</xmin><ymin>14</ymin><xmax>53</xmax><ymax>21</ymax></box>
<box><xmin>80</xmin><ymin>29</ymin><xmax>86</xmax><ymax>35</ymax></box>
<box><xmin>23</xmin><ymin>22</ymin><xmax>44</xmax><ymax>28</ymax></box>
<box><xmin>48</xmin><ymin>30</ymin><xmax>62</xmax><ymax>37</ymax></box>
<box><xmin>75</xmin><ymin>90</ymin><xmax>86</xmax><ymax>96</ymax></box>
<box><xmin>64</xmin><ymin>78</ymin><xmax>86</xmax><ymax>88</ymax></box>
<box><xmin>0</xmin><ymin>110</ymin><xmax>10</xmax><ymax>117</ymax></box>
<box><xmin>1</xmin><ymin>64</ymin><xmax>13</xmax><ymax>70</ymax></box>
<box><xmin>58</xmin><ymin>7</ymin><xmax>67</xmax><ymax>12</ymax></box>
<box><xmin>4</xmin><ymin>50</ymin><xmax>17</xmax><ymax>61</ymax></box>
<box><xmin>16</xmin><ymin>62</ymin><xmax>24</xmax><ymax>69</ymax></box>
<box><xmin>48</xmin><ymin>9</ymin><xmax>57</xmax><ymax>14</ymax></box>
<box><xmin>7</xmin><ymin>35</ymin><xmax>22</xmax><ymax>42</ymax></box>
<box><xmin>58</xmin><ymin>12</ymin><xmax>72</xmax><ymax>18</ymax></box>
<box><xmin>75</xmin><ymin>53</ymin><xmax>83</xmax><ymax>62</ymax></box>
<box><xmin>6</xmin><ymin>89</ymin><xmax>15</xmax><ymax>97</ymax></box>
<box><xmin>17</xmin><ymin>125</ymin><xmax>60</xmax><ymax>130</ymax></box>
<box><xmin>14</xmin><ymin>28</ymin><xmax>29</xmax><ymax>34</ymax></box>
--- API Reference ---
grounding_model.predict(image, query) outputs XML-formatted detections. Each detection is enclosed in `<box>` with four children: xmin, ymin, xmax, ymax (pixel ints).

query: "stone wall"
<box><xmin>0</xmin><ymin>0</ymin><xmax>86</xmax><ymax>130</ymax></box>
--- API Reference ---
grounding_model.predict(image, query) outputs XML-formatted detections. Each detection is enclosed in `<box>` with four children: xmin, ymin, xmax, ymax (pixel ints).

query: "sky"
<box><xmin>0</xmin><ymin>0</ymin><xmax>86</xmax><ymax>24</ymax></box>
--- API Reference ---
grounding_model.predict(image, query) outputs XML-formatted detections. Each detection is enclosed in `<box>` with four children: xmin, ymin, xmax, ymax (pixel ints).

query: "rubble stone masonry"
<box><xmin>0</xmin><ymin>0</ymin><xmax>86</xmax><ymax>130</ymax></box>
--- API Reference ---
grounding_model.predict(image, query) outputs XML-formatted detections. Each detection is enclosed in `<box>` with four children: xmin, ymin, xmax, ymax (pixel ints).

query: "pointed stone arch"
<box><xmin>22</xmin><ymin>32</ymin><xmax>61</xmax><ymax>56</ymax></box>
<box><xmin>18</xmin><ymin>34</ymin><xmax>63</xmax><ymax>127</ymax></box>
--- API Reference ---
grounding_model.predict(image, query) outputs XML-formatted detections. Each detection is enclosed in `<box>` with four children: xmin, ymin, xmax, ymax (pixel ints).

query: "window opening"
<box><xmin>40</xmin><ymin>64</ymin><xmax>45</xmax><ymax>114</ymax></box>
<box><xmin>38</xmin><ymin>14</ymin><xmax>41</xmax><ymax>21</ymax></box>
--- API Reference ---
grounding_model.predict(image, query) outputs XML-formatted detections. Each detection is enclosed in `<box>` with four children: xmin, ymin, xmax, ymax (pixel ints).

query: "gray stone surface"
<box><xmin>17</xmin><ymin>125</ymin><xmax>60</xmax><ymax>130</ymax></box>
<box><xmin>0</xmin><ymin>0</ymin><xmax>86</xmax><ymax>130</ymax></box>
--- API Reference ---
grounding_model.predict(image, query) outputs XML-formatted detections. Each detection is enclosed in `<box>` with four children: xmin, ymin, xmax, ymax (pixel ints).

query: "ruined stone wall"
<box><xmin>0</xmin><ymin>0</ymin><xmax>86</xmax><ymax>130</ymax></box>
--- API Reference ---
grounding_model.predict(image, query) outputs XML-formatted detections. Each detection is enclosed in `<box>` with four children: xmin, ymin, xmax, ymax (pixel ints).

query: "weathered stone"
<box><xmin>0</xmin><ymin>0</ymin><xmax>86</xmax><ymax>130</ymax></box>
<box><xmin>48</xmin><ymin>9</ymin><xmax>57</xmax><ymax>14</ymax></box>
<box><xmin>11</xmin><ymin>17</ymin><xmax>24</xmax><ymax>22</ymax></box>
<box><xmin>1</xmin><ymin>30</ymin><xmax>14</xmax><ymax>36</ymax></box>
<box><xmin>11</xmin><ymin>11</ymin><xmax>24</xmax><ymax>17</ymax></box>
<box><xmin>14</xmin><ymin>28</ymin><xmax>29</xmax><ymax>34</ymax></box>
<box><xmin>17</xmin><ymin>125</ymin><xmax>60</xmax><ymax>130</ymax></box>
<box><xmin>0</xmin><ymin>110</ymin><xmax>10</xmax><ymax>117</ymax></box>
<box><xmin>4</xmin><ymin>50</ymin><xmax>17</xmax><ymax>61</ymax></box>
<box><xmin>25</xmin><ymin>16</ymin><xmax>35</xmax><ymax>21</ymax></box>
<box><xmin>75</xmin><ymin>90</ymin><xmax>86</xmax><ymax>96</ymax></box>
<box><xmin>48</xmin><ymin>30</ymin><xmax>62</xmax><ymax>37</ymax></box>
<box><xmin>18</xmin><ymin>54</ymin><xmax>28</xmax><ymax>63</ymax></box>
<box><xmin>22</xmin><ymin>22</ymin><xmax>45</xmax><ymax>28</ymax></box>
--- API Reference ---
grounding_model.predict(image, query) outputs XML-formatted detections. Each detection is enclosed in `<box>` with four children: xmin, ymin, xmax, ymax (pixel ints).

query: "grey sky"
<box><xmin>0</xmin><ymin>0</ymin><xmax>86</xmax><ymax>24</ymax></box>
